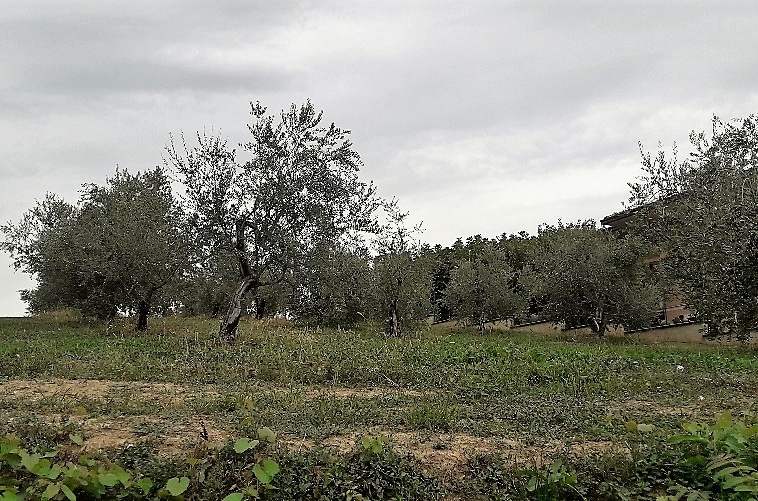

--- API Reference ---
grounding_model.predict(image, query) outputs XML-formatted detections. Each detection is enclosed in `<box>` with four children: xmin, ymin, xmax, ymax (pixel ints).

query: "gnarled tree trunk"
<box><xmin>387</xmin><ymin>302</ymin><xmax>401</xmax><ymax>338</ymax></box>
<box><xmin>136</xmin><ymin>300</ymin><xmax>150</xmax><ymax>331</ymax></box>
<box><xmin>219</xmin><ymin>275</ymin><xmax>258</xmax><ymax>342</ymax></box>
<box><xmin>218</xmin><ymin>217</ymin><xmax>258</xmax><ymax>342</ymax></box>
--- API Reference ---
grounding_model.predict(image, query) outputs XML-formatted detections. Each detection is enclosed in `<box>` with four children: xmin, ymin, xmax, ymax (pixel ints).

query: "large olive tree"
<box><xmin>1</xmin><ymin>168</ymin><xmax>191</xmax><ymax>330</ymax></box>
<box><xmin>628</xmin><ymin>115</ymin><xmax>758</xmax><ymax>339</ymax></box>
<box><xmin>168</xmin><ymin>101</ymin><xmax>379</xmax><ymax>341</ymax></box>
<box><xmin>444</xmin><ymin>242</ymin><xmax>525</xmax><ymax>332</ymax></box>
<box><xmin>523</xmin><ymin>221</ymin><xmax>660</xmax><ymax>336</ymax></box>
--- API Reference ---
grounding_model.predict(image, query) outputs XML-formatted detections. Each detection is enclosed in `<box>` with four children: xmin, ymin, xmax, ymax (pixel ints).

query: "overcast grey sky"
<box><xmin>2</xmin><ymin>1</ymin><xmax>757</xmax><ymax>316</ymax></box>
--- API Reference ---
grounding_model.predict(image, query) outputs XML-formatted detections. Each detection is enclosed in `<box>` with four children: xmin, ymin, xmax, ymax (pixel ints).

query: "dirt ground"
<box><xmin>2</xmin><ymin>378</ymin><xmax>632</xmax><ymax>473</ymax></box>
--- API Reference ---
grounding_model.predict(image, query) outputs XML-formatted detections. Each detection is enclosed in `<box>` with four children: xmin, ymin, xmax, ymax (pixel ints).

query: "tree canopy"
<box><xmin>168</xmin><ymin>101</ymin><xmax>380</xmax><ymax>340</ymax></box>
<box><xmin>288</xmin><ymin>239</ymin><xmax>372</xmax><ymax>328</ymax></box>
<box><xmin>629</xmin><ymin>115</ymin><xmax>758</xmax><ymax>339</ymax></box>
<box><xmin>369</xmin><ymin>206</ymin><xmax>432</xmax><ymax>337</ymax></box>
<box><xmin>523</xmin><ymin>221</ymin><xmax>660</xmax><ymax>336</ymax></box>
<box><xmin>1</xmin><ymin>167</ymin><xmax>191</xmax><ymax>330</ymax></box>
<box><xmin>444</xmin><ymin>242</ymin><xmax>525</xmax><ymax>331</ymax></box>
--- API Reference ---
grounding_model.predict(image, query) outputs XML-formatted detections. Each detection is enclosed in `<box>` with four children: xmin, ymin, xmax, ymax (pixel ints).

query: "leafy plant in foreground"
<box><xmin>659</xmin><ymin>412</ymin><xmax>758</xmax><ymax>500</ymax></box>
<box><xmin>517</xmin><ymin>458</ymin><xmax>584</xmax><ymax>500</ymax></box>
<box><xmin>0</xmin><ymin>428</ymin><xmax>281</xmax><ymax>501</ymax></box>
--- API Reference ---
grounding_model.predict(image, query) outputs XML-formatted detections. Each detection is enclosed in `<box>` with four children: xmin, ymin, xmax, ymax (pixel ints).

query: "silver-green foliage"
<box><xmin>1</xmin><ymin>168</ymin><xmax>191</xmax><ymax>330</ymax></box>
<box><xmin>523</xmin><ymin>221</ymin><xmax>660</xmax><ymax>335</ymax></box>
<box><xmin>629</xmin><ymin>115</ymin><xmax>758</xmax><ymax>340</ymax></box>
<box><xmin>289</xmin><ymin>240</ymin><xmax>372</xmax><ymax>327</ymax></box>
<box><xmin>370</xmin><ymin>206</ymin><xmax>432</xmax><ymax>337</ymax></box>
<box><xmin>168</xmin><ymin>101</ymin><xmax>379</xmax><ymax>340</ymax></box>
<box><xmin>444</xmin><ymin>243</ymin><xmax>525</xmax><ymax>331</ymax></box>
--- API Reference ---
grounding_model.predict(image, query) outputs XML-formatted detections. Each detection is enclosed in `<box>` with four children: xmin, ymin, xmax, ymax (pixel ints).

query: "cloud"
<box><xmin>1</xmin><ymin>1</ymin><xmax>302</xmax><ymax>103</ymax></box>
<box><xmin>2</xmin><ymin>1</ymin><xmax>758</xmax><ymax>314</ymax></box>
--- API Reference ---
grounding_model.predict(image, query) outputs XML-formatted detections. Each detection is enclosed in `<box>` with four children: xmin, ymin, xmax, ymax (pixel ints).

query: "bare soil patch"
<box><xmin>281</xmin><ymin>429</ymin><xmax>624</xmax><ymax>475</ymax></box>
<box><xmin>2</xmin><ymin>379</ymin><xmax>112</xmax><ymax>400</ymax></box>
<box><xmin>302</xmin><ymin>386</ymin><xmax>430</xmax><ymax>400</ymax></box>
<box><xmin>606</xmin><ymin>398</ymin><xmax>733</xmax><ymax>418</ymax></box>
<box><xmin>0</xmin><ymin>378</ymin><xmax>221</xmax><ymax>408</ymax></box>
<box><xmin>2</xmin><ymin>378</ymin><xmax>629</xmax><ymax>472</ymax></box>
<box><xmin>1</xmin><ymin>378</ymin><xmax>430</xmax><ymax>407</ymax></box>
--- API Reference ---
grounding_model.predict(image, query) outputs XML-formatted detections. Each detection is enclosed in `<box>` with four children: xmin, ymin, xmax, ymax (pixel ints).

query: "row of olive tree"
<box><xmin>1</xmin><ymin>168</ymin><xmax>193</xmax><ymax>331</ymax></box>
<box><xmin>176</xmin><ymin>111</ymin><xmax>753</xmax><ymax>340</ymax></box>
<box><xmin>3</xmin><ymin>105</ymin><xmax>756</xmax><ymax>340</ymax></box>
<box><xmin>425</xmin><ymin>224</ymin><xmax>661</xmax><ymax>336</ymax></box>
<box><xmin>435</xmin><ymin>114</ymin><xmax>758</xmax><ymax>339</ymax></box>
<box><xmin>0</xmin><ymin>101</ymin><xmax>432</xmax><ymax>338</ymax></box>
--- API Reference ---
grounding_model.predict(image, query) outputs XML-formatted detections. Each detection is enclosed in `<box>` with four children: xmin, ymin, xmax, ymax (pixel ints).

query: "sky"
<box><xmin>2</xmin><ymin>1</ymin><xmax>757</xmax><ymax>316</ymax></box>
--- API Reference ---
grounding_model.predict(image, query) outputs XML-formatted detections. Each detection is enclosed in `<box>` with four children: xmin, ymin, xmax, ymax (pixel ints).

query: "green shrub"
<box><xmin>659</xmin><ymin>412</ymin><xmax>758</xmax><ymax>500</ymax></box>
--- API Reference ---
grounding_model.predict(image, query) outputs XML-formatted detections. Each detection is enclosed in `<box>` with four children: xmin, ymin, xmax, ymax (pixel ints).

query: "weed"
<box><xmin>2</xmin><ymin>316</ymin><xmax>758</xmax><ymax>497</ymax></box>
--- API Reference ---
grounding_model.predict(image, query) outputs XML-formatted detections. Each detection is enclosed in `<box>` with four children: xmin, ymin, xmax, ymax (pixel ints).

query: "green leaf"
<box><xmin>234</xmin><ymin>438</ymin><xmax>259</xmax><ymax>453</ymax></box>
<box><xmin>715</xmin><ymin>412</ymin><xmax>732</xmax><ymax>429</ymax></box>
<box><xmin>0</xmin><ymin>491</ymin><xmax>20</xmax><ymax>501</ymax></box>
<box><xmin>112</xmin><ymin>467</ymin><xmax>131</xmax><ymax>487</ymax></box>
<box><xmin>682</xmin><ymin>422</ymin><xmax>701</xmax><ymax>434</ymax></box>
<box><xmin>527</xmin><ymin>476</ymin><xmax>538</xmax><ymax>491</ymax></box>
<box><xmin>668</xmin><ymin>435</ymin><xmax>708</xmax><ymax>444</ymax></box>
<box><xmin>360</xmin><ymin>436</ymin><xmax>373</xmax><ymax>451</ymax></box>
<box><xmin>261</xmin><ymin>459</ymin><xmax>279</xmax><ymax>477</ymax></box>
<box><xmin>69</xmin><ymin>434</ymin><xmax>84</xmax><ymax>446</ymax></box>
<box><xmin>60</xmin><ymin>484</ymin><xmax>76</xmax><ymax>501</ymax></box>
<box><xmin>252</xmin><ymin>459</ymin><xmax>280</xmax><ymax>485</ymax></box>
<box><xmin>165</xmin><ymin>476</ymin><xmax>190</xmax><ymax>496</ymax></box>
<box><xmin>252</xmin><ymin>465</ymin><xmax>271</xmax><ymax>485</ymax></box>
<box><xmin>98</xmin><ymin>473</ymin><xmax>120</xmax><ymax>487</ymax></box>
<box><xmin>41</xmin><ymin>483</ymin><xmax>60</xmax><ymax>500</ymax></box>
<box><xmin>221</xmin><ymin>494</ymin><xmax>245</xmax><ymax>501</ymax></box>
<box><xmin>637</xmin><ymin>423</ymin><xmax>655</xmax><ymax>433</ymax></box>
<box><xmin>734</xmin><ymin>483</ymin><xmax>758</xmax><ymax>492</ymax></box>
<box><xmin>45</xmin><ymin>465</ymin><xmax>62</xmax><ymax>480</ymax></box>
<box><xmin>713</xmin><ymin>466</ymin><xmax>741</xmax><ymax>479</ymax></box>
<box><xmin>722</xmin><ymin>475</ymin><xmax>750</xmax><ymax>489</ymax></box>
<box><xmin>137</xmin><ymin>477</ymin><xmax>154</xmax><ymax>495</ymax></box>
<box><xmin>20</xmin><ymin>451</ymin><xmax>40</xmax><ymax>471</ymax></box>
<box><xmin>257</xmin><ymin>427</ymin><xmax>276</xmax><ymax>443</ymax></box>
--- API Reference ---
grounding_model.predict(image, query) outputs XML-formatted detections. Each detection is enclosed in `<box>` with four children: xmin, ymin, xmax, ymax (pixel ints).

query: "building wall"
<box><xmin>502</xmin><ymin>319</ymin><xmax>758</xmax><ymax>344</ymax></box>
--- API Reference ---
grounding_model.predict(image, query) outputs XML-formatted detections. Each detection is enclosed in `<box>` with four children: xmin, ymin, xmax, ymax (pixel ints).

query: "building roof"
<box><xmin>600</xmin><ymin>205</ymin><xmax>641</xmax><ymax>229</ymax></box>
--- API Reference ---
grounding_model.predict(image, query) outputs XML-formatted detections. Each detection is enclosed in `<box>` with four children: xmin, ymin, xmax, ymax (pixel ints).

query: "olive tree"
<box><xmin>168</xmin><ymin>101</ymin><xmax>379</xmax><ymax>341</ymax></box>
<box><xmin>369</xmin><ymin>206</ymin><xmax>432</xmax><ymax>337</ymax></box>
<box><xmin>1</xmin><ymin>168</ymin><xmax>192</xmax><ymax>330</ymax></box>
<box><xmin>444</xmin><ymin>243</ymin><xmax>525</xmax><ymax>331</ymax></box>
<box><xmin>523</xmin><ymin>221</ymin><xmax>660</xmax><ymax>336</ymax></box>
<box><xmin>1</xmin><ymin>194</ymin><xmax>84</xmax><ymax>314</ymax></box>
<box><xmin>628</xmin><ymin>115</ymin><xmax>758</xmax><ymax>339</ymax></box>
<box><xmin>289</xmin><ymin>239</ymin><xmax>372</xmax><ymax>327</ymax></box>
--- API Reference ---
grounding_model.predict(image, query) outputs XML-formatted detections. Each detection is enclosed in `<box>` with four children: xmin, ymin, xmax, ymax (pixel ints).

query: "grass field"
<box><xmin>1</xmin><ymin>314</ymin><xmax>757</xmax><ymax>499</ymax></box>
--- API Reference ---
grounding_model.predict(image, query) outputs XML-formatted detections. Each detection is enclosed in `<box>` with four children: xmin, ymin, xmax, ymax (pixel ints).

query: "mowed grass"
<box><xmin>1</xmin><ymin>313</ymin><xmax>757</xmax><ymax>466</ymax></box>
